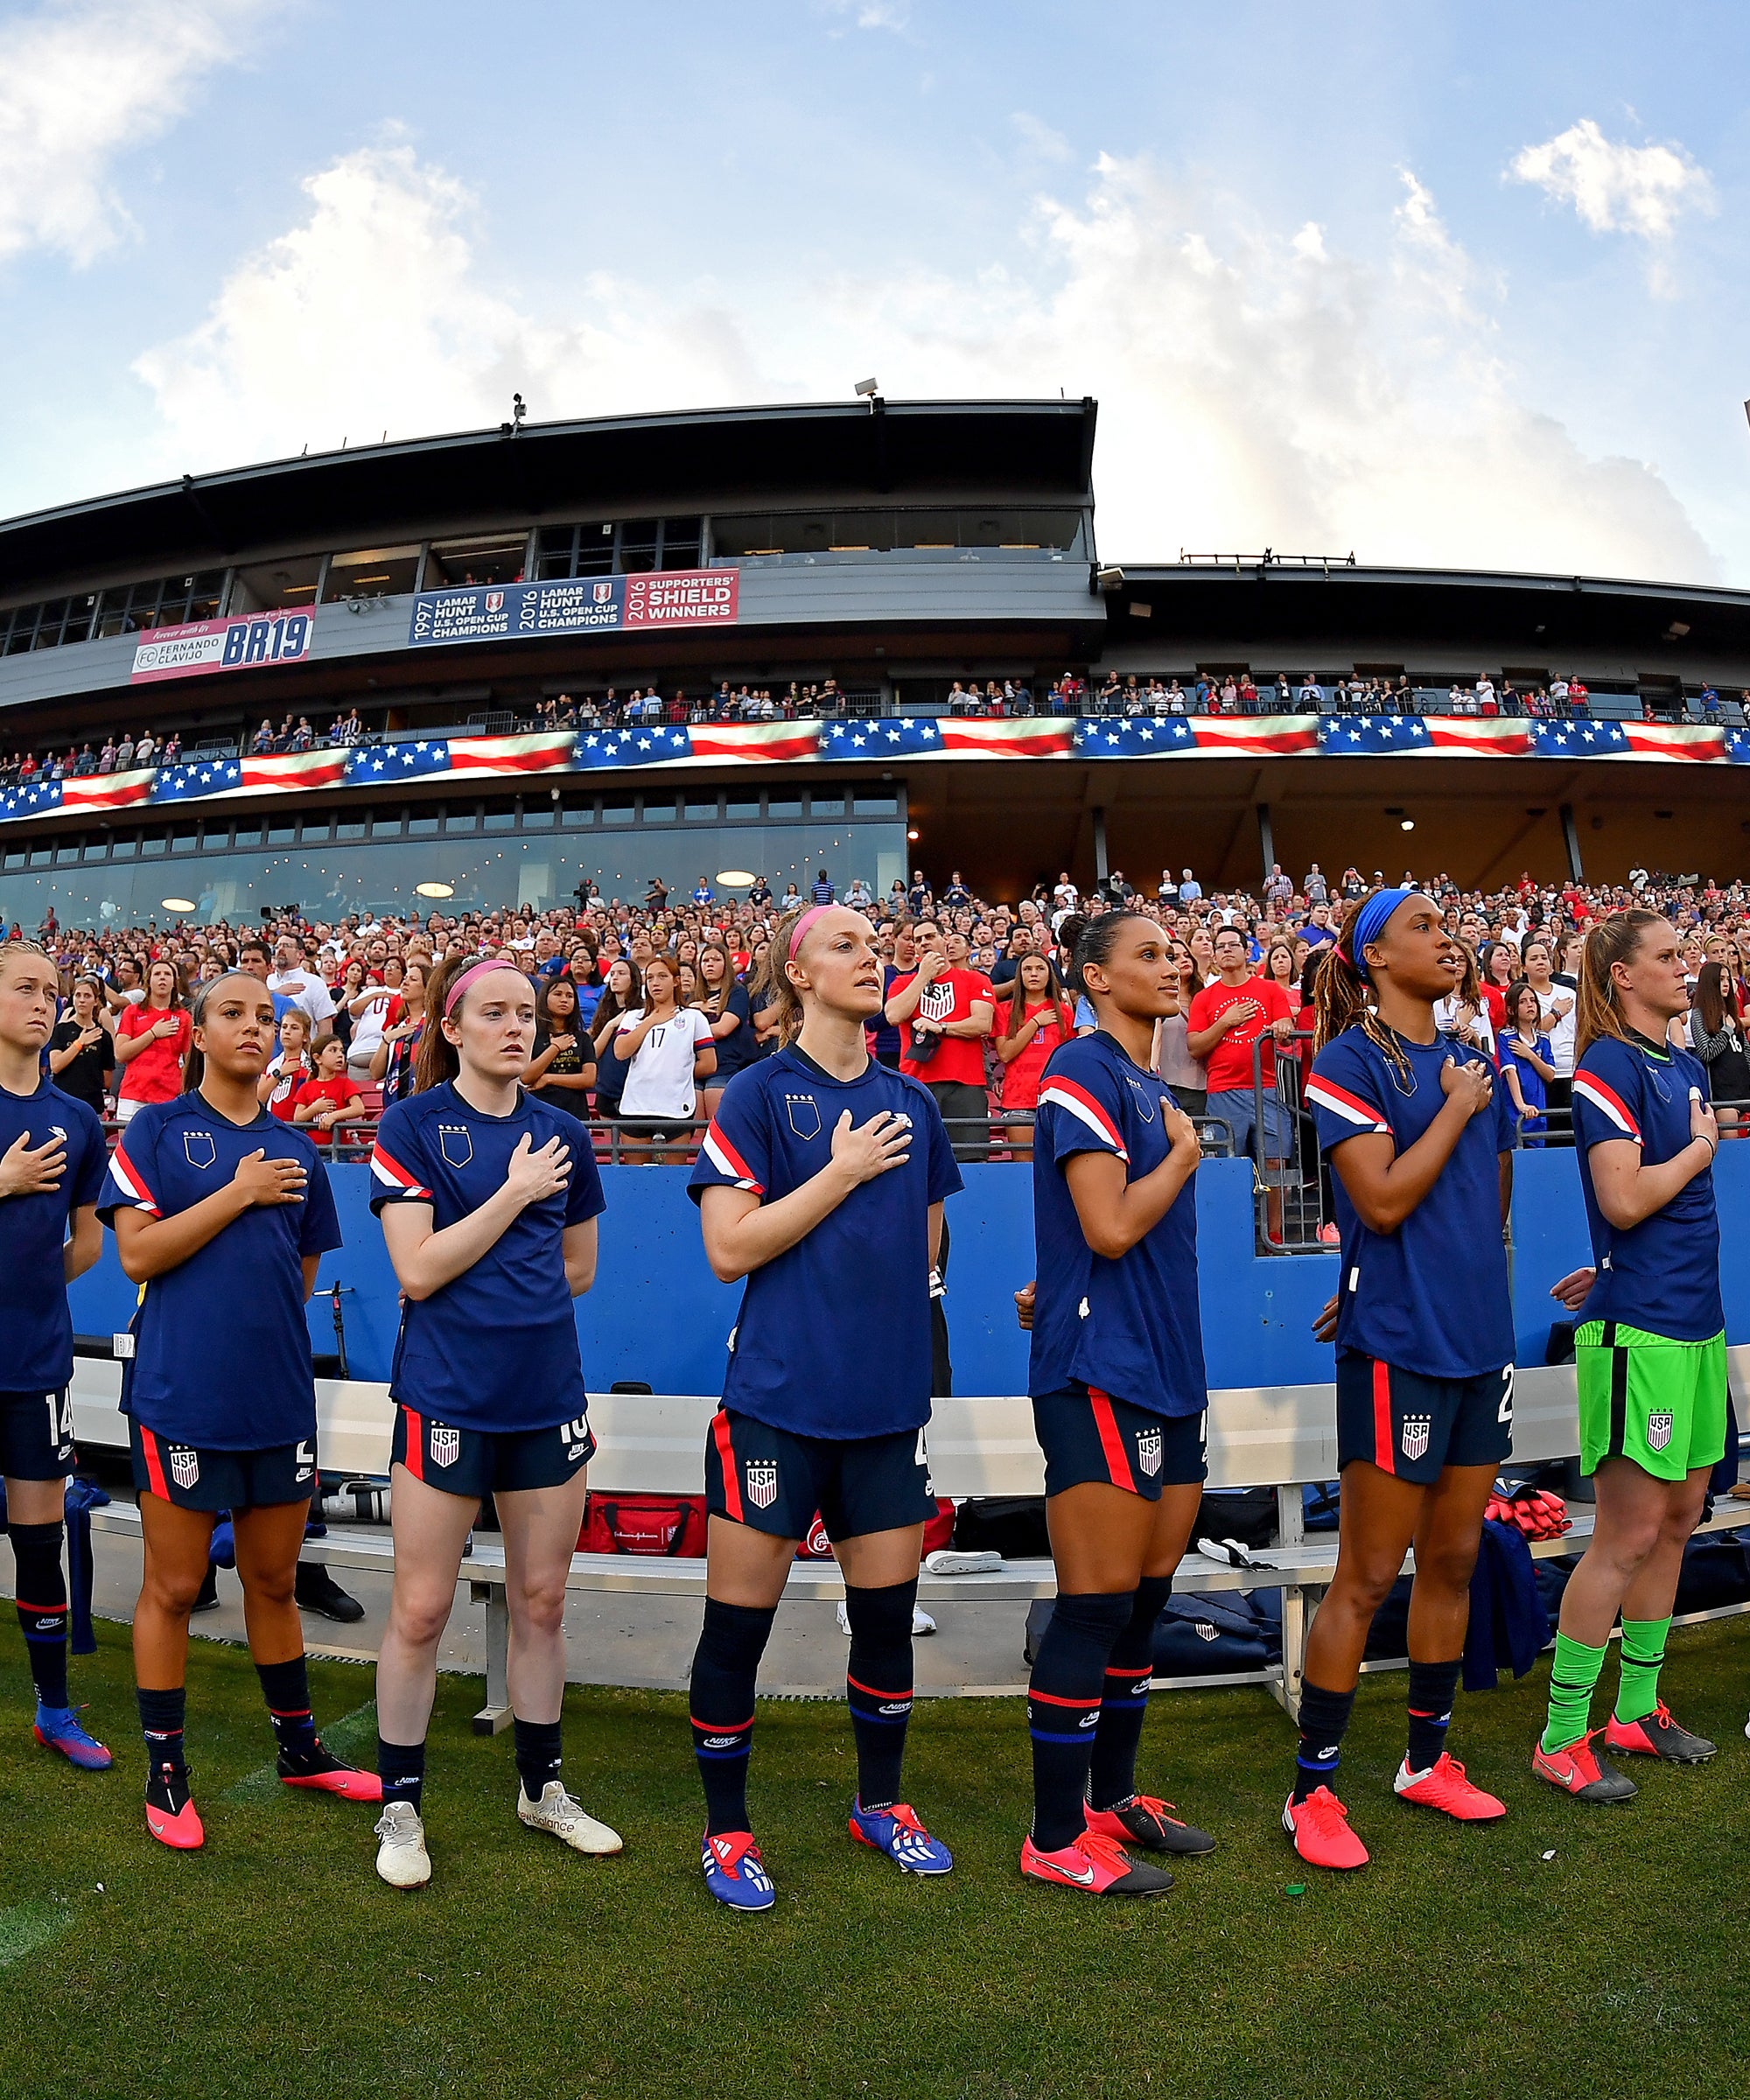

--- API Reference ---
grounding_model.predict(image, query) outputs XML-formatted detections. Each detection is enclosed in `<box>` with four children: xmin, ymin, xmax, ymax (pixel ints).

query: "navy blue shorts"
<box><xmin>0</xmin><ymin>1387</ymin><xmax>74</xmax><ymax>1482</ymax></box>
<box><xmin>704</xmin><ymin>1408</ymin><xmax>935</xmax><ymax>1542</ymax></box>
<box><xmin>1032</xmin><ymin>1382</ymin><xmax>1207</xmax><ymax>1501</ymax></box>
<box><xmin>392</xmin><ymin>1404</ymin><xmax>595</xmax><ymax>1500</ymax></box>
<box><xmin>131</xmin><ymin>1418</ymin><xmax>313</xmax><ymax>1513</ymax></box>
<box><xmin>1335</xmin><ymin>1353</ymin><xmax>1514</xmax><ymax>1485</ymax></box>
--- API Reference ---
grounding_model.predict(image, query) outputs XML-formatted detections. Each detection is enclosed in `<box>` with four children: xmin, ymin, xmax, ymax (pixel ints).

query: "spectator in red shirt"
<box><xmin>995</xmin><ymin>951</ymin><xmax>1074</xmax><ymax>1158</ymax></box>
<box><xmin>1186</xmin><ymin>924</ymin><xmax>1295</xmax><ymax>1237</ymax></box>
<box><xmin>112</xmin><ymin>959</ymin><xmax>190</xmax><ymax>1123</ymax></box>
<box><xmin>291</xmin><ymin>1036</ymin><xmax>370</xmax><ymax>1141</ymax></box>
<box><xmin>884</xmin><ymin>918</ymin><xmax>995</xmax><ymax>1160</ymax></box>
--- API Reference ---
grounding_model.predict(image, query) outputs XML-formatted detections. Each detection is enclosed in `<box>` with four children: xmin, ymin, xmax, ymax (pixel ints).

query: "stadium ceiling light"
<box><xmin>160</xmin><ymin>896</ymin><xmax>196</xmax><ymax>913</ymax></box>
<box><xmin>415</xmin><ymin>880</ymin><xmax>455</xmax><ymax>899</ymax></box>
<box><xmin>906</xmin><ymin>829</ymin><xmax>920</xmax><ymax>841</ymax></box>
<box><xmin>1400</xmin><ymin>819</ymin><xmax>1415</xmax><ymax>831</ymax></box>
<box><xmin>716</xmin><ymin>869</ymin><xmax>756</xmax><ymax>888</ymax></box>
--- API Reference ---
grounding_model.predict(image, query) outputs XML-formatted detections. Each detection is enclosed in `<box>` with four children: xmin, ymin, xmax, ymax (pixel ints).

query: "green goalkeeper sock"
<box><xmin>1614</xmin><ymin>1616</ymin><xmax>1671</xmax><ymax>1726</ymax></box>
<box><xmin>1541</xmin><ymin>1631</ymin><xmax>1607</xmax><ymax>1754</ymax></box>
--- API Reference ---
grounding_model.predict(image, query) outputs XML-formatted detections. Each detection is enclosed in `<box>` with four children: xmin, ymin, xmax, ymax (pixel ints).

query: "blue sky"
<box><xmin>2</xmin><ymin>0</ymin><xmax>1747</xmax><ymax>579</ymax></box>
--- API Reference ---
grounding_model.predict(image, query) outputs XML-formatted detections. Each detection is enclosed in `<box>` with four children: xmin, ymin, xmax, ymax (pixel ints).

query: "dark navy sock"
<box><xmin>1088</xmin><ymin>1573</ymin><xmax>1171</xmax><ymax>1812</ymax></box>
<box><xmin>690</xmin><ymin>1597</ymin><xmax>776</xmax><ymax>1837</ymax></box>
<box><xmin>137</xmin><ymin>1684</ymin><xmax>187</xmax><ymax>1776</ymax></box>
<box><xmin>1292</xmin><ymin>1679</ymin><xmax>1357</xmax><ymax>1803</ymax></box>
<box><xmin>256</xmin><ymin>1655</ymin><xmax>318</xmax><ymax>1760</ymax></box>
<box><xmin>1405</xmin><ymin>1657</ymin><xmax>1461</xmax><ymax>1774</ymax></box>
<box><xmin>377</xmin><ymin>1735</ymin><xmax>426</xmax><ymax>1814</ymax></box>
<box><xmin>844</xmin><ymin>1578</ymin><xmax>917</xmax><ymax>1813</ymax></box>
<box><xmin>1028</xmin><ymin>1591</ymin><xmax>1133</xmax><ymax>1852</ymax></box>
<box><xmin>10</xmin><ymin>1522</ymin><xmax>68</xmax><ymax>1712</ymax></box>
<box><xmin>514</xmin><ymin>1716</ymin><xmax>564</xmax><ymax>1800</ymax></box>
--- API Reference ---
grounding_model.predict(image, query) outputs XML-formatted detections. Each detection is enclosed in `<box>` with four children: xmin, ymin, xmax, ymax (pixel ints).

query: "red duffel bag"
<box><xmin>578</xmin><ymin>1493</ymin><xmax>708</xmax><ymax>1558</ymax></box>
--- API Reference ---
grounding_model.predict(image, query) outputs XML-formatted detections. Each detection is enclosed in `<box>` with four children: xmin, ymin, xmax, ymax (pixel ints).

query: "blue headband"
<box><xmin>1349</xmin><ymin>888</ymin><xmax>1419</xmax><ymax>981</ymax></box>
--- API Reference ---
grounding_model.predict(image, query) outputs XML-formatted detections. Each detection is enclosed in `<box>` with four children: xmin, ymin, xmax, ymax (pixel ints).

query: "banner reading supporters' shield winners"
<box><xmin>408</xmin><ymin>570</ymin><xmax>739</xmax><ymax>648</ymax></box>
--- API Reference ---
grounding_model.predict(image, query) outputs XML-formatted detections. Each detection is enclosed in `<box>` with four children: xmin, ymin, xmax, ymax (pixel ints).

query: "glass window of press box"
<box><xmin>535</xmin><ymin>518</ymin><xmax>705</xmax><ymax>579</ymax></box>
<box><xmin>2</xmin><ymin>572</ymin><xmax>226</xmax><ymax>653</ymax></box>
<box><xmin>708</xmin><ymin>509</ymin><xmax>1088</xmax><ymax>561</ymax></box>
<box><xmin>0</xmin><ymin>786</ymin><xmax>906</xmax><ymax>928</ymax></box>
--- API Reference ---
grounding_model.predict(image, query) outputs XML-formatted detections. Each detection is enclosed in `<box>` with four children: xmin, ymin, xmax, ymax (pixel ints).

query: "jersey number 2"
<box><xmin>1497</xmin><ymin>1367</ymin><xmax>1516</xmax><ymax>1425</ymax></box>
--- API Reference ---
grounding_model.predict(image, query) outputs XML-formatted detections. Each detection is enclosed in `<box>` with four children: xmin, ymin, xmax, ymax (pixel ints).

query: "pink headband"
<box><xmin>788</xmin><ymin>905</ymin><xmax>835</xmax><ymax>961</ymax></box>
<box><xmin>444</xmin><ymin>957</ymin><xmax>522</xmax><ymax>1018</ymax></box>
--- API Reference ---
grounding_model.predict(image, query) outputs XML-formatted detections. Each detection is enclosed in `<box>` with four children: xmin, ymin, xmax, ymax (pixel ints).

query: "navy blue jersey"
<box><xmin>689</xmin><ymin>1046</ymin><xmax>962</xmax><ymax>1438</ymax></box>
<box><xmin>0</xmin><ymin>1081</ymin><xmax>107</xmax><ymax>1390</ymax></box>
<box><xmin>99</xmin><ymin>1097</ymin><xmax>340</xmax><ymax>1449</ymax></box>
<box><xmin>370</xmin><ymin>1082</ymin><xmax>605</xmax><ymax>1432</ymax></box>
<box><xmin>1028</xmin><ymin>1032</ymin><xmax>1207</xmax><ymax>1419</ymax></box>
<box><xmin>1572</xmin><ymin>1033</ymin><xmax>1723</xmax><ymax>1340</ymax></box>
<box><xmin>1307</xmin><ymin>1026</ymin><xmax>1515</xmax><ymax>1379</ymax></box>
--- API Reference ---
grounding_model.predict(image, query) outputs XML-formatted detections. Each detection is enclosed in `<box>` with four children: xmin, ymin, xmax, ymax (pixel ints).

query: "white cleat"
<box><xmin>518</xmin><ymin>1781</ymin><xmax>623</xmax><ymax>1856</ymax></box>
<box><xmin>374</xmin><ymin>1801</ymin><xmax>431</xmax><ymax>1890</ymax></box>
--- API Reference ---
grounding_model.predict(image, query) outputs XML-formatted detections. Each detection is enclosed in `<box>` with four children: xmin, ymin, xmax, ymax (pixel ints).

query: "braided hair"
<box><xmin>1310</xmin><ymin>888</ymin><xmax>1415</xmax><ymax>1089</ymax></box>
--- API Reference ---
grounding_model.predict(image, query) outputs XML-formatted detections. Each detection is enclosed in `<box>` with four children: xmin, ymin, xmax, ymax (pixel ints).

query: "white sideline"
<box><xmin>73</xmin><ymin>1349</ymin><xmax>1750</xmax><ymax>1726</ymax></box>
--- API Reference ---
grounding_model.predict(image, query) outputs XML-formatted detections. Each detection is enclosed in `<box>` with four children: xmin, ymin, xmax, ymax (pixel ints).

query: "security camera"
<box><xmin>853</xmin><ymin>378</ymin><xmax>879</xmax><ymax>398</ymax></box>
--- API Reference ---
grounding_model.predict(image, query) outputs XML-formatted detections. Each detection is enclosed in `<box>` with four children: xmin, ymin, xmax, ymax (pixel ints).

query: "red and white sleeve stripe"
<box><xmin>369</xmin><ymin>1143</ymin><xmax>434</xmax><ymax>1199</ymax></box>
<box><xmin>1572</xmin><ymin>1072</ymin><xmax>1642</xmax><ymax>1141</ymax></box>
<box><xmin>105</xmin><ymin>1144</ymin><xmax>161</xmax><ymax>1217</ymax></box>
<box><xmin>1305</xmin><ymin>1076</ymin><xmax>1392</xmax><ymax>1135</ymax></box>
<box><xmin>701</xmin><ymin>1120</ymin><xmax>764</xmax><ymax>1194</ymax></box>
<box><xmin>1037</xmin><ymin>1077</ymin><xmax>1129</xmax><ymax>1162</ymax></box>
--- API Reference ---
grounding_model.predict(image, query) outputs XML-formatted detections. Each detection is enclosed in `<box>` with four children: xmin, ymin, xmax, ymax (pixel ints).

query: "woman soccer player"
<box><xmin>101</xmin><ymin>972</ymin><xmax>377</xmax><ymax>1849</ymax></box>
<box><xmin>1290</xmin><ymin>889</ymin><xmax>1518</xmax><ymax>1871</ymax></box>
<box><xmin>1533</xmin><ymin>910</ymin><xmax>1726</xmax><ymax>1800</ymax></box>
<box><xmin>686</xmin><ymin>905</ymin><xmax>962</xmax><ymax>1911</ymax></box>
<box><xmin>0</xmin><ymin>943</ymin><xmax>110</xmax><ymax>1768</ymax></box>
<box><xmin>368</xmin><ymin>953</ymin><xmax>618</xmax><ymax>1891</ymax></box>
<box><xmin>1016</xmin><ymin>911</ymin><xmax>1213</xmax><ymax>1899</ymax></box>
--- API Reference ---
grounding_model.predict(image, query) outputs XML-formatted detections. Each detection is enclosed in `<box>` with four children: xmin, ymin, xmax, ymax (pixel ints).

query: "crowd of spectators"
<box><xmin>18</xmin><ymin>855</ymin><xmax>1750</xmax><ymax>1181</ymax></box>
<box><xmin>4</xmin><ymin>668</ymin><xmax>1744</xmax><ymax>788</ymax></box>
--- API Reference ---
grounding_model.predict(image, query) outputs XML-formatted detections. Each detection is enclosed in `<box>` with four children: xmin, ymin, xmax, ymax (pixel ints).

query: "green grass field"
<box><xmin>2</xmin><ymin>1617</ymin><xmax>1746</xmax><ymax>2100</ymax></box>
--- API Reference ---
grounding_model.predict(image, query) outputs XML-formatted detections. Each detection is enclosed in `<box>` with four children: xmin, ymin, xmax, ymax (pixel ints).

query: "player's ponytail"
<box><xmin>755</xmin><ymin>908</ymin><xmax>807</xmax><ymax>1041</ymax></box>
<box><xmin>1313</xmin><ymin>888</ymin><xmax>1412</xmax><ymax>1088</ymax></box>
<box><xmin>1060</xmin><ymin>908</ymin><xmax>1166</xmax><ymax>1007</ymax></box>
<box><xmin>1575</xmin><ymin>907</ymin><xmax>1665</xmax><ymax>1058</ymax></box>
<box><xmin>413</xmin><ymin>952</ymin><xmax>470</xmax><ymax>1093</ymax></box>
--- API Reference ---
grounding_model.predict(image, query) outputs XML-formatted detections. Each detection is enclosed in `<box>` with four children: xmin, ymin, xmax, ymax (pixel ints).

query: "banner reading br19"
<box><xmin>408</xmin><ymin>569</ymin><xmax>738</xmax><ymax>648</ymax></box>
<box><xmin>130</xmin><ymin>612</ymin><xmax>315</xmax><ymax>684</ymax></box>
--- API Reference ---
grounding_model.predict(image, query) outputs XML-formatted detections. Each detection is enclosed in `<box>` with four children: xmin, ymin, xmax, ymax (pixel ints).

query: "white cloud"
<box><xmin>1012</xmin><ymin>111</ymin><xmax>1073</xmax><ymax>164</ymax></box>
<box><xmin>133</xmin><ymin>144</ymin><xmax>1718</xmax><ymax>586</ymax></box>
<box><xmin>1508</xmin><ymin>118</ymin><xmax>1714</xmax><ymax>242</ymax></box>
<box><xmin>133</xmin><ymin>144</ymin><xmax>764</xmax><ymax>466</ymax></box>
<box><xmin>816</xmin><ymin>0</ymin><xmax>910</xmax><ymax>32</ymax></box>
<box><xmin>0</xmin><ymin>0</ymin><xmax>278</xmax><ymax>265</ymax></box>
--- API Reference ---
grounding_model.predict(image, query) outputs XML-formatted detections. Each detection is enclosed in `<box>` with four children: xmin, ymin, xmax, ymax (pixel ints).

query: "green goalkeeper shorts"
<box><xmin>1574</xmin><ymin>1321</ymin><xmax>1727</xmax><ymax>1482</ymax></box>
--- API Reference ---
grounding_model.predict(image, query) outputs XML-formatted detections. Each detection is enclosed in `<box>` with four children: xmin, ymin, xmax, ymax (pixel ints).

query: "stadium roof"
<box><xmin>0</xmin><ymin>397</ymin><xmax>1099</xmax><ymax>597</ymax></box>
<box><xmin>1110</xmin><ymin>560</ymin><xmax>1750</xmax><ymax>662</ymax></box>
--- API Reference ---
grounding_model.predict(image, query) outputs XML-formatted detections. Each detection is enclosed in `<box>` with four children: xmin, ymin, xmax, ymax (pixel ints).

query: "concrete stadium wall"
<box><xmin>66</xmin><ymin>1146</ymin><xmax>1750</xmax><ymax>1409</ymax></box>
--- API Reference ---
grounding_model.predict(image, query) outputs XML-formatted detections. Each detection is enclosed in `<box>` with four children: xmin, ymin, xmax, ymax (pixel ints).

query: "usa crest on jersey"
<box><xmin>1647</xmin><ymin>1411</ymin><xmax>1674</xmax><ymax>1453</ymax></box>
<box><xmin>169</xmin><ymin>1446</ymin><xmax>200</xmax><ymax>1489</ymax></box>
<box><xmin>1137</xmin><ymin>1426</ymin><xmax>1163</xmax><ymax>1477</ymax></box>
<box><xmin>1400</xmin><ymin>1414</ymin><xmax>1432</xmax><ymax>1464</ymax></box>
<box><xmin>745</xmin><ymin>1460</ymin><xmax>779</xmax><ymax>1509</ymax></box>
<box><xmin>430</xmin><ymin>1424</ymin><xmax>461</xmax><ymax>1467</ymax></box>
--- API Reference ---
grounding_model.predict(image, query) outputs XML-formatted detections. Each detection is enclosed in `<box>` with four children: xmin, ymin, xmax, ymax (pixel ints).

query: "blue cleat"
<box><xmin>848</xmin><ymin>1799</ymin><xmax>954</xmax><ymax>1874</ymax></box>
<box><xmin>701</xmin><ymin>1830</ymin><xmax>776</xmax><ymax>1912</ymax></box>
<box><xmin>33</xmin><ymin>1704</ymin><xmax>113</xmax><ymax>1771</ymax></box>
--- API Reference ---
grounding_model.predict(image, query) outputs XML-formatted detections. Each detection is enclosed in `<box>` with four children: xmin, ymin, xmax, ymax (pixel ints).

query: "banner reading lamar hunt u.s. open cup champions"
<box><xmin>407</xmin><ymin>570</ymin><xmax>738</xmax><ymax>648</ymax></box>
